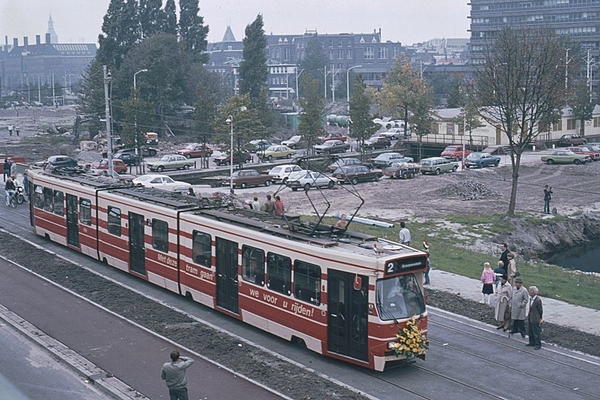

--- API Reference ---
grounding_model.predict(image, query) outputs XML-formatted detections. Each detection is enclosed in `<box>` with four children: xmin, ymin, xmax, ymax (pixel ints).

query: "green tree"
<box><xmin>298</xmin><ymin>75</ymin><xmax>326</xmax><ymax>153</ymax></box>
<box><xmin>299</xmin><ymin>35</ymin><xmax>329</xmax><ymax>98</ymax></box>
<box><xmin>193</xmin><ymin>69</ymin><xmax>224</xmax><ymax>168</ymax></box>
<box><xmin>178</xmin><ymin>0</ymin><xmax>209</xmax><ymax>62</ymax></box>
<box><xmin>76</xmin><ymin>59</ymin><xmax>106</xmax><ymax>120</ymax></box>
<box><xmin>162</xmin><ymin>0</ymin><xmax>177</xmax><ymax>35</ymax></box>
<box><xmin>349</xmin><ymin>75</ymin><xmax>378</xmax><ymax>158</ymax></box>
<box><xmin>139</xmin><ymin>0</ymin><xmax>165</xmax><ymax>38</ymax></box>
<box><xmin>474</xmin><ymin>27</ymin><xmax>569</xmax><ymax>215</ymax></box>
<box><xmin>214</xmin><ymin>94</ymin><xmax>265</xmax><ymax>157</ymax></box>
<box><xmin>97</xmin><ymin>0</ymin><xmax>141</xmax><ymax>70</ymax></box>
<box><xmin>239</xmin><ymin>14</ymin><xmax>268</xmax><ymax>108</ymax></box>
<box><xmin>571</xmin><ymin>78</ymin><xmax>595</xmax><ymax>137</ymax></box>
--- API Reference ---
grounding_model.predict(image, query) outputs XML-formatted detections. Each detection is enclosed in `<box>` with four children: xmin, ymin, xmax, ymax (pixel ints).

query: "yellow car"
<box><xmin>259</xmin><ymin>145</ymin><xmax>296</xmax><ymax>161</ymax></box>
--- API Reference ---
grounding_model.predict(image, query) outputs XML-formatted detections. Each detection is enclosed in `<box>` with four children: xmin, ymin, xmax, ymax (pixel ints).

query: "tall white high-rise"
<box><xmin>46</xmin><ymin>13</ymin><xmax>58</xmax><ymax>44</ymax></box>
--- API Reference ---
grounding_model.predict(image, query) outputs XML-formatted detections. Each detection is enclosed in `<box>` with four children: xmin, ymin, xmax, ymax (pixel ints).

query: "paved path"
<box><xmin>427</xmin><ymin>269</ymin><xmax>600</xmax><ymax>335</ymax></box>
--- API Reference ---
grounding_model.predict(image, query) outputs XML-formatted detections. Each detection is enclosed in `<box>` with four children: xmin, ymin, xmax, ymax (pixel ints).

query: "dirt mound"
<box><xmin>436</xmin><ymin>180</ymin><xmax>501</xmax><ymax>200</ymax></box>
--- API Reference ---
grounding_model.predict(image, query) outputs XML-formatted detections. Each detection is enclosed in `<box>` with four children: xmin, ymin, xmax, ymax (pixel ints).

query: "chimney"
<box><xmin>4</xmin><ymin>36</ymin><xmax>8</xmax><ymax>46</ymax></box>
<box><xmin>24</xmin><ymin>36</ymin><xmax>28</xmax><ymax>48</ymax></box>
<box><xmin>45</xmin><ymin>33</ymin><xmax>51</xmax><ymax>44</ymax></box>
<box><xmin>13</xmin><ymin>38</ymin><xmax>18</xmax><ymax>48</ymax></box>
<box><xmin>36</xmin><ymin>35</ymin><xmax>41</xmax><ymax>45</ymax></box>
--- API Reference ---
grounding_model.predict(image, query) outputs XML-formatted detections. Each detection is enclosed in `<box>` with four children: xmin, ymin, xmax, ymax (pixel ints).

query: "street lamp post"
<box><xmin>346</xmin><ymin>65</ymin><xmax>362</xmax><ymax>112</ymax></box>
<box><xmin>133</xmin><ymin>69</ymin><xmax>148</xmax><ymax>171</ymax></box>
<box><xmin>295</xmin><ymin>67</ymin><xmax>305</xmax><ymax>100</ymax></box>
<box><xmin>226</xmin><ymin>115</ymin><xmax>234</xmax><ymax>194</ymax></box>
<box><xmin>103</xmin><ymin>65</ymin><xmax>115</xmax><ymax>177</ymax></box>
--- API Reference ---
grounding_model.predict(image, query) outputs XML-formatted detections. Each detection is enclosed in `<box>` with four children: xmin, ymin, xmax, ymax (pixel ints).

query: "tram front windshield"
<box><xmin>376</xmin><ymin>275</ymin><xmax>425</xmax><ymax>321</ymax></box>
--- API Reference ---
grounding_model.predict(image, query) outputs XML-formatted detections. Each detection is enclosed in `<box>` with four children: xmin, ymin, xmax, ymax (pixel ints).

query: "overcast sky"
<box><xmin>0</xmin><ymin>0</ymin><xmax>471</xmax><ymax>46</ymax></box>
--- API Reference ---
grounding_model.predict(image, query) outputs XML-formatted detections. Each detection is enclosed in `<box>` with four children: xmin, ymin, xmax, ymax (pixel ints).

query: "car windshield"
<box><xmin>135</xmin><ymin>176</ymin><xmax>154</xmax><ymax>182</ymax></box>
<box><xmin>420</xmin><ymin>160</ymin><xmax>432</xmax><ymax>165</ymax></box>
<box><xmin>159</xmin><ymin>155</ymin><xmax>171</xmax><ymax>161</ymax></box>
<box><xmin>444</xmin><ymin>146</ymin><xmax>458</xmax><ymax>151</ymax></box>
<box><xmin>467</xmin><ymin>153</ymin><xmax>480</xmax><ymax>160</ymax></box>
<box><xmin>163</xmin><ymin>177</ymin><xmax>175</xmax><ymax>183</ymax></box>
<box><xmin>376</xmin><ymin>275</ymin><xmax>425</xmax><ymax>321</ymax></box>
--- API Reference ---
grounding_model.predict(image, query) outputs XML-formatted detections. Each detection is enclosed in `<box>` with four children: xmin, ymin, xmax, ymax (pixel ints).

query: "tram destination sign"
<box><xmin>385</xmin><ymin>256</ymin><xmax>428</xmax><ymax>276</ymax></box>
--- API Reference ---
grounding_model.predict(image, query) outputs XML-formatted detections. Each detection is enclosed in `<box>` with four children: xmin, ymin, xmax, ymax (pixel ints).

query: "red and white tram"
<box><xmin>27</xmin><ymin>168</ymin><xmax>428</xmax><ymax>371</ymax></box>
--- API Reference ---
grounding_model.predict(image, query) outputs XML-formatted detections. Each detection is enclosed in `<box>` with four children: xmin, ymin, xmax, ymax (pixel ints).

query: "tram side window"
<box><xmin>293</xmin><ymin>261</ymin><xmax>321</xmax><ymax>305</ymax></box>
<box><xmin>267</xmin><ymin>252</ymin><xmax>291</xmax><ymax>295</ymax></box>
<box><xmin>34</xmin><ymin>185</ymin><xmax>43</xmax><ymax>208</ymax></box>
<box><xmin>242</xmin><ymin>246</ymin><xmax>265</xmax><ymax>286</ymax></box>
<box><xmin>79</xmin><ymin>198</ymin><xmax>92</xmax><ymax>225</ymax></box>
<box><xmin>192</xmin><ymin>231</ymin><xmax>211</xmax><ymax>266</ymax></box>
<box><xmin>43</xmin><ymin>187</ymin><xmax>54</xmax><ymax>212</ymax></box>
<box><xmin>107</xmin><ymin>206</ymin><xmax>121</xmax><ymax>236</ymax></box>
<box><xmin>152</xmin><ymin>219</ymin><xmax>169</xmax><ymax>253</ymax></box>
<box><xmin>53</xmin><ymin>191</ymin><xmax>64</xmax><ymax>216</ymax></box>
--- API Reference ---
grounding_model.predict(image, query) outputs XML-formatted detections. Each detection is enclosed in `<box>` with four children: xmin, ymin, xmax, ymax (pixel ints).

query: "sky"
<box><xmin>0</xmin><ymin>0</ymin><xmax>471</xmax><ymax>46</ymax></box>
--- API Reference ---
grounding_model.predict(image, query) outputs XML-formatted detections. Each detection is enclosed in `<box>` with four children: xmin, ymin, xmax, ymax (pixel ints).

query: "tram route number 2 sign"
<box><xmin>385</xmin><ymin>256</ymin><xmax>428</xmax><ymax>276</ymax></box>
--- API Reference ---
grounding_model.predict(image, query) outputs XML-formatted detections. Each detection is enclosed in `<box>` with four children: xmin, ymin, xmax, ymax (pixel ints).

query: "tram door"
<box><xmin>215</xmin><ymin>237</ymin><xmax>239</xmax><ymax>314</ymax></box>
<box><xmin>129</xmin><ymin>212</ymin><xmax>146</xmax><ymax>275</ymax></box>
<box><xmin>327</xmin><ymin>270</ymin><xmax>369</xmax><ymax>362</ymax></box>
<box><xmin>65</xmin><ymin>194</ymin><xmax>79</xmax><ymax>248</ymax></box>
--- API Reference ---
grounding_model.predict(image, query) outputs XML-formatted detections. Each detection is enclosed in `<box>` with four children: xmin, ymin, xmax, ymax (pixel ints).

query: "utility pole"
<box><xmin>565</xmin><ymin>48</ymin><xmax>571</xmax><ymax>103</ymax></box>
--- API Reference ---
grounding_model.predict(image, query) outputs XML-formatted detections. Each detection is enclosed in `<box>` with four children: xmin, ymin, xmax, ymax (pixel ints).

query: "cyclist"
<box><xmin>5</xmin><ymin>177</ymin><xmax>16</xmax><ymax>206</ymax></box>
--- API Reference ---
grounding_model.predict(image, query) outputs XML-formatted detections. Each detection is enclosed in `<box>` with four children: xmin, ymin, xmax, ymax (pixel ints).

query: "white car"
<box><xmin>281</xmin><ymin>135</ymin><xmax>302</xmax><ymax>149</ymax></box>
<box><xmin>132</xmin><ymin>174</ymin><xmax>191</xmax><ymax>192</ymax></box>
<box><xmin>268</xmin><ymin>164</ymin><xmax>304</xmax><ymax>183</ymax></box>
<box><xmin>379</xmin><ymin>127</ymin><xmax>410</xmax><ymax>140</ymax></box>
<box><xmin>285</xmin><ymin>170</ymin><xmax>337</xmax><ymax>191</ymax></box>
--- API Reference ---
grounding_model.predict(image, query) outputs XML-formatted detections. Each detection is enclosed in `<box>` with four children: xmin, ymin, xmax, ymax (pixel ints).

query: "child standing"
<box><xmin>480</xmin><ymin>262</ymin><xmax>496</xmax><ymax>305</ymax></box>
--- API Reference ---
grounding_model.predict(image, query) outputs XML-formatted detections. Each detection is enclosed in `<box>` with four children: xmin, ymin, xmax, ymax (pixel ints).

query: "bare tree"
<box><xmin>473</xmin><ymin>27</ymin><xmax>571</xmax><ymax>215</ymax></box>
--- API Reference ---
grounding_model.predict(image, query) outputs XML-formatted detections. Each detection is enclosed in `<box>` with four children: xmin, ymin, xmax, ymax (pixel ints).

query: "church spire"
<box><xmin>46</xmin><ymin>13</ymin><xmax>58</xmax><ymax>44</ymax></box>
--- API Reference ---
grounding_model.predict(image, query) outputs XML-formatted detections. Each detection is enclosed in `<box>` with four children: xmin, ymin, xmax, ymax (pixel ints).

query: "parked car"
<box><xmin>441</xmin><ymin>145</ymin><xmax>472</xmax><ymax>161</ymax></box>
<box><xmin>176</xmin><ymin>143</ymin><xmax>213</xmax><ymax>159</ymax></box>
<box><xmin>326</xmin><ymin>157</ymin><xmax>365</xmax><ymax>173</ymax></box>
<box><xmin>248</xmin><ymin>139</ymin><xmax>272</xmax><ymax>152</ymax></box>
<box><xmin>113</xmin><ymin>152</ymin><xmax>141</xmax><ymax>166</ymax></box>
<box><xmin>482</xmin><ymin>145</ymin><xmax>510</xmax><ymax>155</ymax></box>
<box><xmin>362</xmin><ymin>136</ymin><xmax>392</xmax><ymax>150</ymax></box>
<box><xmin>566</xmin><ymin>146</ymin><xmax>600</xmax><ymax>161</ymax></box>
<box><xmin>93</xmin><ymin>159</ymin><xmax>128</xmax><ymax>174</ymax></box>
<box><xmin>333</xmin><ymin>165</ymin><xmax>382</xmax><ymax>184</ymax></box>
<box><xmin>378</xmin><ymin>128</ymin><xmax>404</xmax><ymax>140</ymax></box>
<box><xmin>317</xmin><ymin>133</ymin><xmax>348</xmax><ymax>143</ymax></box>
<box><xmin>281</xmin><ymin>135</ymin><xmax>303</xmax><ymax>149</ymax></box>
<box><xmin>314</xmin><ymin>140</ymin><xmax>350</xmax><ymax>155</ymax></box>
<box><xmin>371</xmin><ymin>152</ymin><xmax>408</xmax><ymax>168</ymax></box>
<box><xmin>146</xmin><ymin>154</ymin><xmax>194</xmax><ymax>172</ymax></box>
<box><xmin>222</xmin><ymin>169</ymin><xmax>272</xmax><ymax>189</ymax></box>
<box><xmin>465</xmin><ymin>152</ymin><xmax>501</xmax><ymax>168</ymax></box>
<box><xmin>259</xmin><ymin>145</ymin><xmax>297</xmax><ymax>161</ymax></box>
<box><xmin>268</xmin><ymin>164</ymin><xmax>304</xmax><ymax>183</ymax></box>
<box><xmin>420</xmin><ymin>157</ymin><xmax>459</xmax><ymax>175</ymax></box>
<box><xmin>43</xmin><ymin>155</ymin><xmax>79</xmax><ymax>171</ymax></box>
<box><xmin>557</xmin><ymin>134</ymin><xmax>587</xmax><ymax>147</ymax></box>
<box><xmin>285</xmin><ymin>170</ymin><xmax>337</xmax><ymax>191</ymax></box>
<box><xmin>383</xmin><ymin>160</ymin><xmax>420</xmax><ymax>179</ymax></box>
<box><xmin>541</xmin><ymin>150</ymin><xmax>592</xmax><ymax>164</ymax></box>
<box><xmin>213</xmin><ymin>151</ymin><xmax>252</xmax><ymax>166</ymax></box>
<box><xmin>114</xmin><ymin>146</ymin><xmax>158</xmax><ymax>157</ymax></box>
<box><xmin>132</xmin><ymin>174</ymin><xmax>191</xmax><ymax>192</ymax></box>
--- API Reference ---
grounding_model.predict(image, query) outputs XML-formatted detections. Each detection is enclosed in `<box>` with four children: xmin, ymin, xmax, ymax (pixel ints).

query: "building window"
<box><xmin>567</xmin><ymin>119</ymin><xmax>577</xmax><ymax>130</ymax></box>
<box><xmin>152</xmin><ymin>219</ymin><xmax>169</xmax><ymax>253</ymax></box>
<box><xmin>267</xmin><ymin>252</ymin><xmax>291</xmax><ymax>295</ymax></box>
<box><xmin>594</xmin><ymin>117</ymin><xmax>600</xmax><ymax>127</ymax></box>
<box><xmin>54</xmin><ymin>191</ymin><xmax>64</xmax><ymax>216</ymax></box>
<box><xmin>364</xmin><ymin>47</ymin><xmax>374</xmax><ymax>60</ymax></box>
<box><xmin>553</xmin><ymin>120</ymin><xmax>563</xmax><ymax>131</ymax></box>
<box><xmin>192</xmin><ymin>231</ymin><xmax>211</xmax><ymax>266</ymax></box>
<box><xmin>80</xmin><ymin>198</ymin><xmax>91</xmax><ymax>225</ymax></box>
<box><xmin>329</xmin><ymin>49</ymin><xmax>334</xmax><ymax>60</ymax></box>
<box><xmin>378</xmin><ymin>47</ymin><xmax>388</xmax><ymax>59</ymax></box>
<box><xmin>107</xmin><ymin>206</ymin><xmax>121</xmax><ymax>236</ymax></box>
<box><xmin>293</xmin><ymin>260</ymin><xmax>321</xmax><ymax>305</ymax></box>
<box><xmin>347</xmin><ymin>49</ymin><xmax>353</xmax><ymax>59</ymax></box>
<box><xmin>43</xmin><ymin>187</ymin><xmax>54</xmax><ymax>212</ymax></box>
<box><xmin>242</xmin><ymin>245</ymin><xmax>264</xmax><ymax>286</ymax></box>
<box><xmin>338</xmin><ymin>49</ymin><xmax>344</xmax><ymax>59</ymax></box>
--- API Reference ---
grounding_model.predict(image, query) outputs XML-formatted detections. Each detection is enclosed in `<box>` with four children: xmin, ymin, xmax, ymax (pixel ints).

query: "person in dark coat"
<box><xmin>499</xmin><ymin>243</ymin><xmax>509</xmax><ymax>270</ymax></box>
<box><xmin>527</xmin><ymin>286</ymin><xmax>543</xmax><ymax>350</ymax></box>
<box><xmin>510</xmin><ymin>277</ymin><xmax>529</xmax><ymax>338</ymax></box>
<box><xmin>3</xmin><ymin>158</ymin><xmax>11</xmax><ymax>182</ymax></box>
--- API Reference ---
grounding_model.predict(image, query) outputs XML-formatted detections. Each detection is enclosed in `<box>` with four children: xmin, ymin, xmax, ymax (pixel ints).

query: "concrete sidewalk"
<box><xmin>427</xmin><ymin>269</ymin><xmax>600</xmax><ymax>336</ymax></box>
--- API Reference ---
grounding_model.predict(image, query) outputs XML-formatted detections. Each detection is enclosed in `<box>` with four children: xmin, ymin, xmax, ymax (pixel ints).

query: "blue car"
<box><xmin>465</xmin><ymin>152</ymin><xmax>501</xmax><ymax>168</ymax></box>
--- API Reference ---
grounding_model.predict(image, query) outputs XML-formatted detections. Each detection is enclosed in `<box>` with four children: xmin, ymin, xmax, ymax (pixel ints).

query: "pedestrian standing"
<box><xmin>510</xmin><ymin>277</ymin><xmax>529</xmax><ymax>339</ymax></box>
<box><xmin>499</xmin><ymin>243</ymin><xmax>509</xmax><ymax>270</ymax></box>
<box><xmin>274</xmin><ymin>195</ymin><xmax>284</xmax><ymax>216</ymax></box>
<box><xmin>423</xmin><ymin>240</ymin><xmax>431</xmax><ymax>285</ymax></box>
<box><xmin>507</xmin><ymin>253</ymin><xmax>518</xmax><ymax>286</ymax></box>
<box><xmin>494</xmin><ymin>261</ymin><xmax>506</xmax><ymax>291</ymax></box>
<box><xmin>8</xmin><ymin>124</ymin><xmax>13</xmax><ymax>136</ymax></box>
<box><xmin>261</xmin><ymin>194</ymin><xmax>275</xmax><ymax>214</ymax></box>
<box><xmin>480</xmin><ymin>262</ymin><xmax>496</xmax><ymax>305</ymax></box>
<box><xmin>251</xmin><ymin>196</ymin><xmax>261</xmax><ymax>211</ymax></box>
<box><xmin>15</xmin><ymin>126</ymin><xmax>19</xmax><ymax>136</ymax></box>
<box><xmin>526</xmin><ymin>286</ymin><xmax>543</xmax><ymax>350</ymax></box>
<box><xmin>543</xmin><ymin>185</ymin><xmax>553</xmax><ymax>214</ymax></box>
<box><xmin>3</xmin><ymin>158</ymin><xmax>11</xmax><ymax>182</ymax></box>
<box><xmin>22</xmin><ymin>172</ymin><xmax>29</xmax><ymax>199</ymax></box>
<box><xmin>399</xmin><ymin>221</ymin><xmax>411</xmax><ymax>245</ymax></box>
<box><xmin>494</xmin><ymin>274</ymin><xmax>512</xmax><ymax>330</ymax></box>
<box><xmin>161</xmin><ymin>350</ymin><xmax>194</xmax><ymax>400</ymax></box>
<box><xmin>10</xmin><ymin>160</ymin><xmax>17</xmax><ymax>178</ymax></box>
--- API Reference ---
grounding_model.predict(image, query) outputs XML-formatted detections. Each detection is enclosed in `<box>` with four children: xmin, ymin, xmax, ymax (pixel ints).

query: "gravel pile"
<box><xmin>438</xmin><ymin>180</ymin><xmax>501</xmax><ymax>201</ymax></box>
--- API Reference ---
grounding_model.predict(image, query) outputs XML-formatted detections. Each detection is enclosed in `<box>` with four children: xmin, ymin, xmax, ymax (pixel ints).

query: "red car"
<box><xmin>567</xmin><ymin>146</ymin><xmax>600</xmax><ymax>161</ymax></box>
<box><xmin>176</xmin><ymin>143</ymin><xmax>213</xmax><ymax>158</ymax></box>
<box><xmin>441</xmin><ymin>145</ymin><xmax>472</xmax><ymax>161</ymax></box>
<box><xmin>93</xmin><ymin>159</ymin><xmax>128</xmax><ymax>174</ymax></box>
<box><xmin>317</xmin><ymin>133</ymin><xmax>348</xmax><ymax>143</ymax></box>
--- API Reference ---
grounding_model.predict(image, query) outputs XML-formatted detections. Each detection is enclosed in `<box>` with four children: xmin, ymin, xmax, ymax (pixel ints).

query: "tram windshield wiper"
<box><xmin>376</xmin><ymin>300</ymin><xmax>398</xmax><ymax>325</ymax></box>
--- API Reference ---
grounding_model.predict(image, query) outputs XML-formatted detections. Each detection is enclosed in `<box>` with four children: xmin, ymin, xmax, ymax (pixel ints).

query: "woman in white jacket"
<box><xmin>494</xmin><ymin>274</ymin><xmax>512</xmax><ymax>331</ymax></box>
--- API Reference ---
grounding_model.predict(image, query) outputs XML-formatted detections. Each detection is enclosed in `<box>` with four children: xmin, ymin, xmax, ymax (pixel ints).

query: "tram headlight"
<box><xmin>388</xmin><ymin>341</ymin><xmax>398</xmax><ymax>350</ymax></box>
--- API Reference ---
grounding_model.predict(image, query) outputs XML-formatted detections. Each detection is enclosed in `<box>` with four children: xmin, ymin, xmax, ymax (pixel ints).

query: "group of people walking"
<box><xmin>482</xmin><ymin>243</ymin><xmax>544</xmax><ymax>350</ymax></box>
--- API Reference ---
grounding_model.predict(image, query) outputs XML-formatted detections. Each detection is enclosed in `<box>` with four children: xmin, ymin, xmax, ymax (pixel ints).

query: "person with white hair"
<box><xmin>527</xmin><ymin>286</ymin><xmax>543</xmax><ymax>350</ymax></box>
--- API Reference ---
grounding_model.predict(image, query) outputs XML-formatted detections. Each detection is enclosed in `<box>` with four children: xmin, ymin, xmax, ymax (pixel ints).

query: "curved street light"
<box><xmin>346</xmin><ymin>65</ymin><xmax>362</xmax><ymax>112</ymax></box>
<box><xmin>226</xmin><ymin>115</ymin><xmax>234</xmax><ymax>194</ymax></box>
